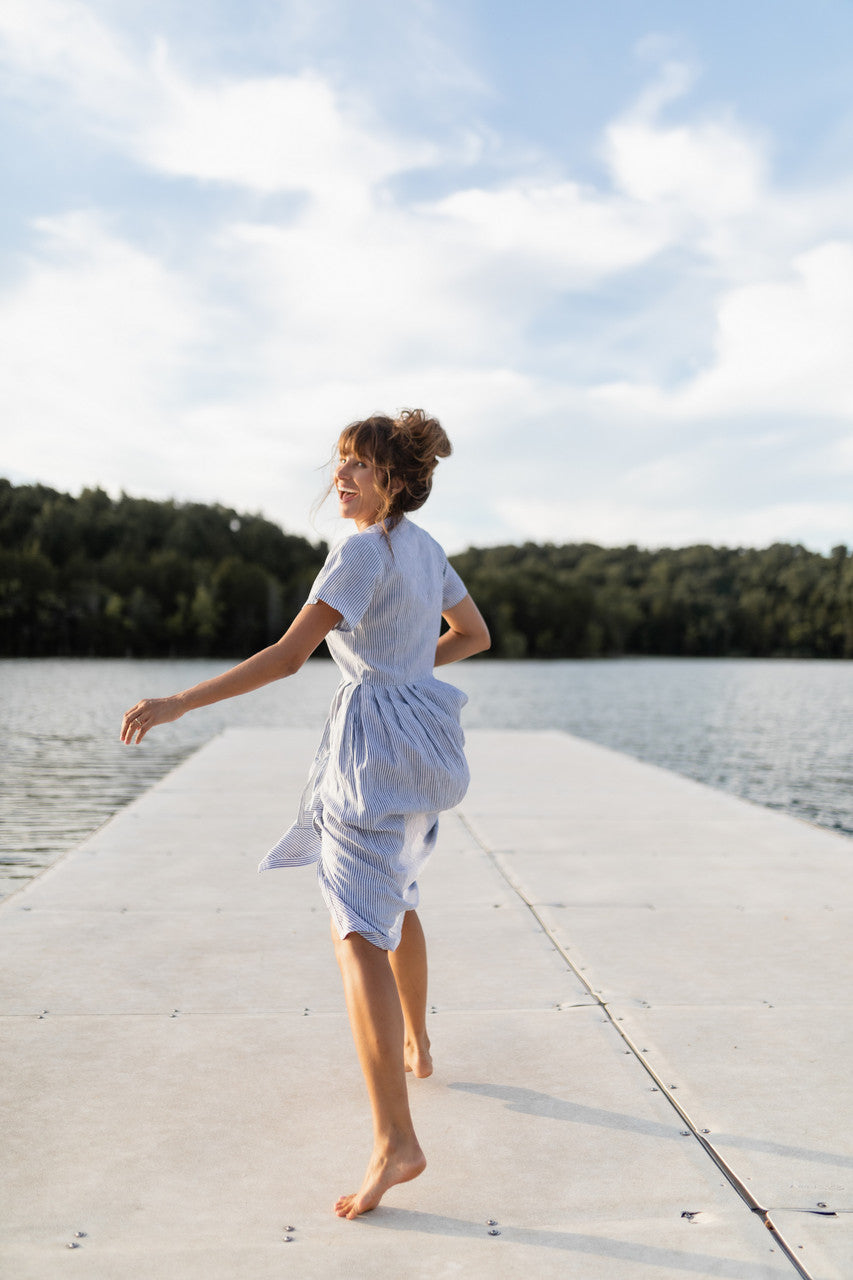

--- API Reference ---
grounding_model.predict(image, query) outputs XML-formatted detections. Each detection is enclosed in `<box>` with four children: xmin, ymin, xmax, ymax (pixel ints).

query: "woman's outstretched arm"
<box><xmin>120</xmin><ymin>601</ymin><xmax>342</xmax><ymax>744</ymax></box>
<box><xmin>435</xmin><ymin>595</ymin><xmax>490</xmax><ymax>667</ymax></box>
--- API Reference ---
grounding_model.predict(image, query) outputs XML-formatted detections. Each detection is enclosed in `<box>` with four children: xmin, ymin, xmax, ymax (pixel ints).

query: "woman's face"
<box><xmin>335</xmin><ymin>449</ymin><xmax>385</xmax><ymax>530</ymax></box>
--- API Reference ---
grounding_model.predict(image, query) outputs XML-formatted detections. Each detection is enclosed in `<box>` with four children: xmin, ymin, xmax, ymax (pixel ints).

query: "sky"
<box><xmin>1</xmin><ymin>0</ymin><xmax>852</xmax><ymax>554</ymax></box>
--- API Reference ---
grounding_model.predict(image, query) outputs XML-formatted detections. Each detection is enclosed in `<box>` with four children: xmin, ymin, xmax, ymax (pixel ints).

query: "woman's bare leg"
<box><xmin>331</xmin><ymin>924</ymin><xmax>426</xmax><ymax>1218</ymax></box>
<box><xmin>388</xmin><ymin>910</ymin><xmax>433</xmax><ymax>1078</ymax></box>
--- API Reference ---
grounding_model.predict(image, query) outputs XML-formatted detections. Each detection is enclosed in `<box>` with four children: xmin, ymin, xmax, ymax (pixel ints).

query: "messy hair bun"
<box><xmin>336</xmin><ymin>408</ymin><xmax>451</xmax><ymax>530</ymax></box>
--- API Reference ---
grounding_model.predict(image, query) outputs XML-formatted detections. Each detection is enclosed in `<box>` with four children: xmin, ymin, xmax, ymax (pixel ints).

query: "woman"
<box><xmin>121</xmin><ymin>409</ymin><xmax>490</xmax><ymax>1218</ymax></box>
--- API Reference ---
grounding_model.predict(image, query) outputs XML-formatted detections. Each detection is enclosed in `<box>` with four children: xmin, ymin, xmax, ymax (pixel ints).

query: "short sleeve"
<box><xmin>442</xmin><ymin>559</ymin><xmax>467</xmax><ymax>610</ymax></box>
<box><xmin>307</xmin><ymin>533</ymin><xmax>385</xmax><ymax>631</ymax></box>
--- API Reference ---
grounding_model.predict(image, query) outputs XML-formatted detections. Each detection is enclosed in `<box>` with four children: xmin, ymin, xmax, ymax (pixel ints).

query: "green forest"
<box><xmin>0</xmin><ymin>480</ymin><xmax>326</xmax><ymax>658</ymax></box>
<box><xmin>2</xmin><ymin>479</ymin><xmax>851</xmax><ymax>659</ymax></box>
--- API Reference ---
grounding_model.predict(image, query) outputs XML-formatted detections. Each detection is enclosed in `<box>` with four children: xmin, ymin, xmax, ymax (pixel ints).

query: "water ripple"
<box><xmin>1</xmin><ymin>656</ymin><xmax>851</xmax><ymax>901</ymax></box>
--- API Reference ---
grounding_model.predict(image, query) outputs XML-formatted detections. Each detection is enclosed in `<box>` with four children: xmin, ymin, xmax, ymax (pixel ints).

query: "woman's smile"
<box><xmin>335</xmin><ymin>455</ymin><xmax>383</xmax><ymax>529</ymax></box>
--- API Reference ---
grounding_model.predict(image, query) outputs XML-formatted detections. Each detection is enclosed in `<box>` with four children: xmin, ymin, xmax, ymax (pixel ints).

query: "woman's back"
<box><xmin>312</xmin><ymin>517</ymin><xmax>464</xmax><ymax>686</ymax></box>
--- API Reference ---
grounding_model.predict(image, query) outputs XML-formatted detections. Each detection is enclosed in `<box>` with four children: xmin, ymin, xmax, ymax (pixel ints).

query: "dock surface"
<box><xmin>2</xmin><ymin>728</ymin><xmax>851</xmax><ymax>1279</ymax></box>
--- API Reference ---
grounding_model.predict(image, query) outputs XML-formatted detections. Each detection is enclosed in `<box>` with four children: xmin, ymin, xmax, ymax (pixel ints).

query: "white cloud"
<box><xmin>618</xmin><ymin>453</ymin><xmax>698</xmax><ymax>501</ymax></box>
<box><xmin>0</xmin><ymin>211</ymin><xmax>206</xmax><ymax>492</ymax></box>
<box><xmin>497</xmin><ymin>496</ymin><xmax>707</xmax><ymax>547</ymax></box>
<box><xmin>594</xmin><ymin>240</ymin><xmax>853</xmax><ymax>418</ymax></box>
<box><xmin>0</xmin><ymin>0</ymin><xmax>138</xmax><ymax>101</ymax></box>
<box><xmin>0</xmin><ymin>0</ymin><xmax>434</xmax><ymax>203</ymax></box>
<box><xmin>497</xmin><ymin>497</ymin><xmax>853</xmax><ymax>552</ymax></box>
<box><xmin>714</xmin><ymin>502</ymin><xmax>853</xmax><ymax>549</ymax></box>
<box><xmin>604</xmin><ymin>60</ymin><xmax>764</xmax><ymax>223</ymax></box>
<box><xmin>682</xmin><ymin>241</ymin><xmax>853</xmax><ymax>416</ymax></box>
<box><xmin>1</xmin><ymin>8</ymin><xmax>851</xmax><ymax>552</ymax></box>
<box><xmin>429</xmin><ymin>182</ymin><xmax>671</xmax><ymax>286</ymax></box>
<box><xmin>0</xmin><ymin>197</ymin><xmax>550</xmax><ymax>537</ymax></box>
<box><xmin>140</xmin><ymin>59</ymin><xmax>435</xmax><ymax>201</ymax></box>
<box><xmin>829</xmin><ymin>433</ymin><xmax>853</xmax><ymax>474</ymax></box>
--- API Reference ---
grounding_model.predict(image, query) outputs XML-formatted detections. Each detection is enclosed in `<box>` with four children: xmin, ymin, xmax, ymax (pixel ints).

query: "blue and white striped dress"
<box><xmin>259</xmin><ymin>516</ymin><xmax>470</xmax><ymax>950</ymax></box>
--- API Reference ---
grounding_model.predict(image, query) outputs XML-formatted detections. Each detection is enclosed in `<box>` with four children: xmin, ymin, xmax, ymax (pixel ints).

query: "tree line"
<box><xmin>0</xmin><ymin>480</ymin><xmax>326</xmax><ymax>657</ymax></box>
<box><xmin>1</xmin><ymin>479</ymin><xmax>851</xmax><ymax>659</ymax></box>
<box><xmin>454</xmin><ymin>540</ymin><xmax>853</xmax><ymax>659</ymax></box>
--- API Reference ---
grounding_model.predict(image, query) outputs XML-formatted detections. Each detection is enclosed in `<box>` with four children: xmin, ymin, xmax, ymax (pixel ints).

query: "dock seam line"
<box><xmin>456</xmin><ymin>810</ymin><xmax>814</xmax><ymax>1280</ymax></box>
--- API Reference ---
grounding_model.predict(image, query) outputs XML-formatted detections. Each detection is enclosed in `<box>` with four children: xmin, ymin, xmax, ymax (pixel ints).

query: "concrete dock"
<box><xmin>1</xmin><ymin>728</ymin><xmax>851</xmax><ymax>1279</ymax></box>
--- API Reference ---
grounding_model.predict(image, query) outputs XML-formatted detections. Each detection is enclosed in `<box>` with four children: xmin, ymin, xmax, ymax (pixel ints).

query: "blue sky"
<box><xmin>1</xmin><ymin>0</ymin><xmax>852</xmax><ymax>553</ymax></box>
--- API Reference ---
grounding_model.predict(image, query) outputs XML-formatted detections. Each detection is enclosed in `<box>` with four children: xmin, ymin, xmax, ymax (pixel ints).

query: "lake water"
<box><xmin>1</xmin><ymin>656</ymin><xmax>851</xmax><ymax>900</ymax></box>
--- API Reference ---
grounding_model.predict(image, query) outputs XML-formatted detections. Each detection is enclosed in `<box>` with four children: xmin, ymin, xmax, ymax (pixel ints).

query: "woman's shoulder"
<box><xmin>394</xmin><ymin>516</ymin><xmax>447</xmax><ymax>560</ymax></box>
<box><xmin>328</xmin><ymin>524</ymin><xmax>387</xmax><ymax>566</ymax></box>
<box><xmin>315</xmin><ymin>527</ymin><xmax>387</xmax><ymax>594</ymax></box>
<box><xmin>326</xmin><ymin>519</ymin><xmax>447</xmax><ymax>577</ymax></box>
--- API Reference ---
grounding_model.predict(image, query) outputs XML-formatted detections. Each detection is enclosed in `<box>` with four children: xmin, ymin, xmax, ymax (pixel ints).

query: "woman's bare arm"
<box><xmin>121</xmin><ymin>601</ymin><xmax>342</xmax><ymax>743</ymax></box>
<box><xmin>435</xmin><ymin>594</ymin><xmax>490</xmax><ymax>667</ymax></box>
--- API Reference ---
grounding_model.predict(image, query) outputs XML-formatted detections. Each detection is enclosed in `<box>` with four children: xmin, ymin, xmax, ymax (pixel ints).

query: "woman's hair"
<box><xmin>333</xmin><ymin>408</ymin><xmax>451</xmax><ymax>531</ymax></box>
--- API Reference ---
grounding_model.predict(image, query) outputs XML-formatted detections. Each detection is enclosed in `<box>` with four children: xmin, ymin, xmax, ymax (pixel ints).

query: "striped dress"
<box><xmin>259</xmin><ymin>516</ymin><xmax>470</xmax><ymax>950</ymax></box>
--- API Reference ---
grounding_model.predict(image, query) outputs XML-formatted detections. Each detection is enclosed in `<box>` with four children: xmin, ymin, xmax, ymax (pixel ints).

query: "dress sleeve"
<box><xmin>442</xmin><ymin>558</ymin><xmax>468</xmax><ymax>610</ymax></box>
<box><xmin>307</xmin><ymin>533</ymin><xmax>385</xmax><ymax>631</ymax></box>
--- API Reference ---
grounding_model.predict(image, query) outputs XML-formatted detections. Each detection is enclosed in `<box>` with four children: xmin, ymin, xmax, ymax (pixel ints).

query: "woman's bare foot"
<box><xmin>334</xmin><ymin>1139</ymin><xmax>426</xmax><ymax>1219</ymax></box>
<box><xmin>403</xmin><ymin>1033</ymin><xmax>433</xmax><ymax>1078</ymax></box>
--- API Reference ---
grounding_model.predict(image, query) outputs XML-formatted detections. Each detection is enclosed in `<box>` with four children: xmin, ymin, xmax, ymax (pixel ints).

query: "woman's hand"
<box><xmin>435</xmin><ymin>594</ymin><xmax>491</xmax><ymax>666</ymax></box>
<box><xmin>119</xmin><ymin>602</ymin><xmax>341</xmax><ymax>745</ymax></box>
<box><xmin>120</xmin><ymin>696</ymin><xmax>184</xmax><ymax>744</ymax></box>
